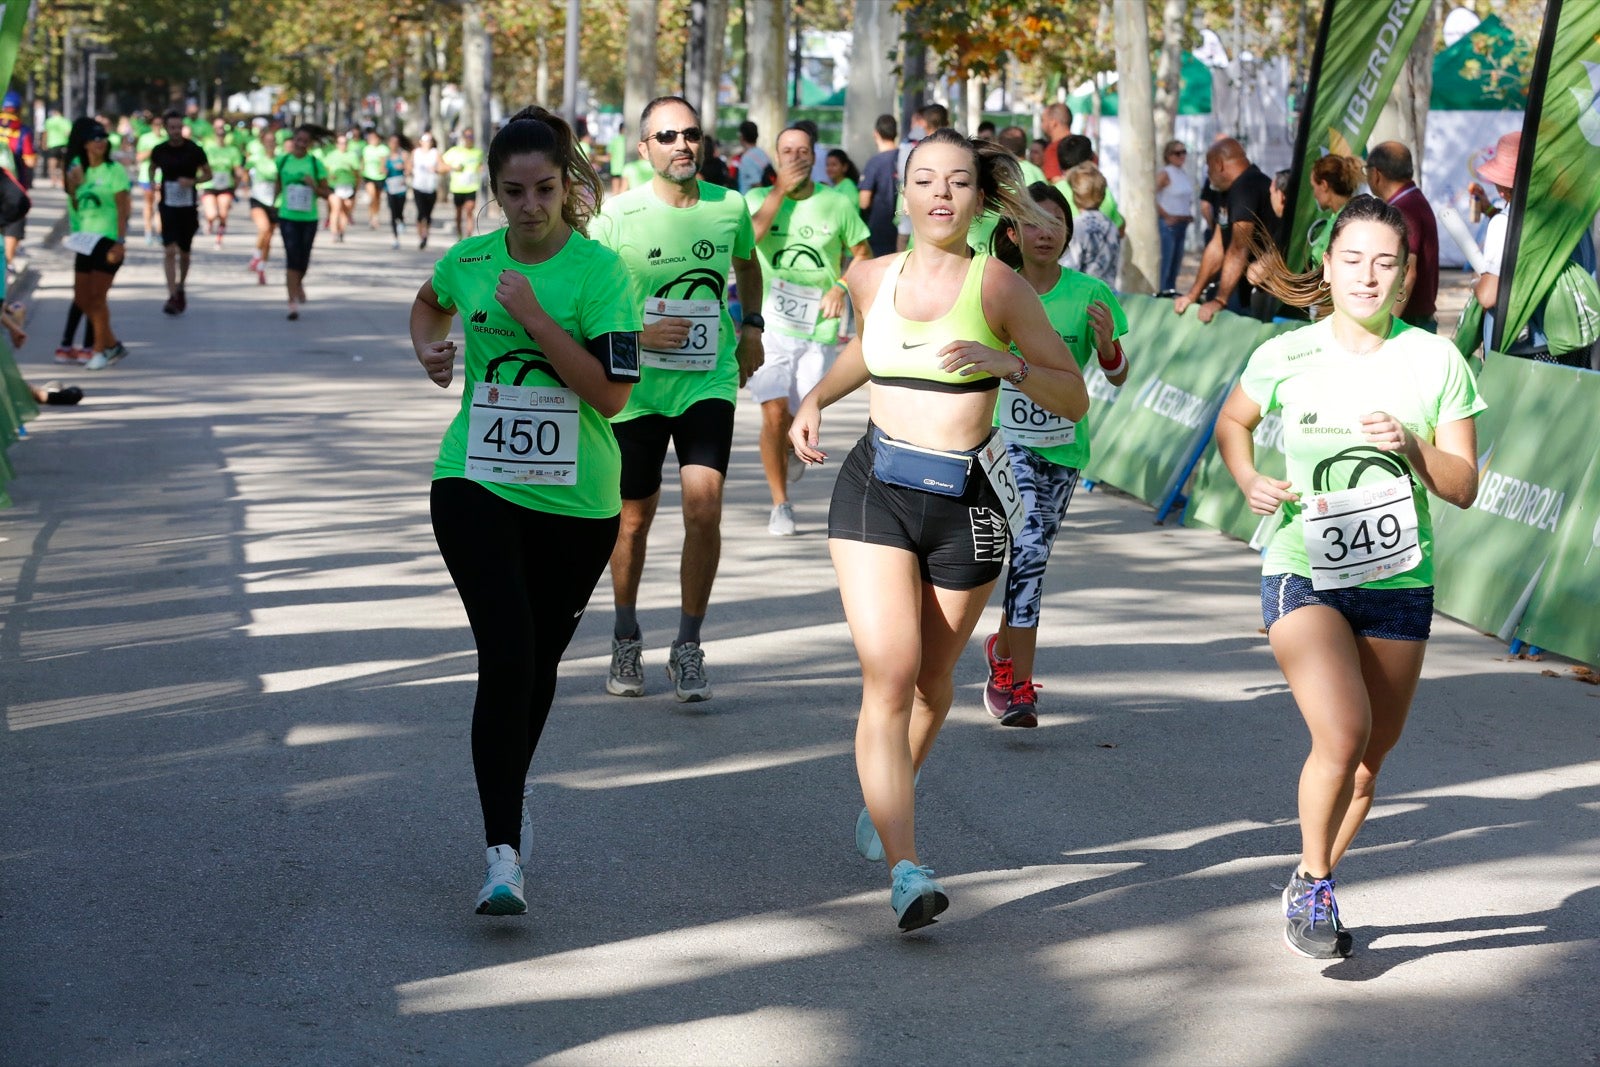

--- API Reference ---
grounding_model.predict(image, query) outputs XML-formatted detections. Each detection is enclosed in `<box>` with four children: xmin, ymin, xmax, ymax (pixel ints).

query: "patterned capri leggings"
<box><xmin>1002</xmin><ymin>443</ymin><xmax>1081</xmax><ymax>629</ymax></box>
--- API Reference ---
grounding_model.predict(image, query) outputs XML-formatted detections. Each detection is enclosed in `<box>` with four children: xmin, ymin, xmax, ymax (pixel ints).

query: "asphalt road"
<box><xmin>2</xmin><ymin>189</ymin><xmax>1597</xmax><ymax>1065</ymax></box>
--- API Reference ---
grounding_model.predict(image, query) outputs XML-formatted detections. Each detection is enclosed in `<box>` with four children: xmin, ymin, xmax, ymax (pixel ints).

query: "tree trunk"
<box><xmin>536</xmin><ymin>35</ymin><xmax>551</xmax><ymax>107</ymax></box>
<box><xmin>462</xmin><ymin>0</ymin><xmax>493</xmax><ymax>142</ymax></box>
<box><xmin>623</xmin><ymin>0</ymin><xmax>658</xmax><ymax>136</ymax></box>
<box><xmin>562</xmin><ymin>0</ymin><xmax>582</xmax><ymax>124</ymax></box>
<box><xmin>966</xmin><ymin>75</ymin><xmax>986</xmax><ymax>136</ymax></box>
<box><xmin>1153</xmin><ymin>0</ymin><xmax>1187</xmax><ymax>150</ymax></box>
<box><xmin>1114</xmin><ymin>0</ymin><xmax>1160</xmax><ymax>295</ymax></box>
<box><xmin>700</xmin><ymin>0</ymin><xmax>727</xmax><ymax>136</ymax></box>
<box><xmin>685</xmin><ymin>0</ymin><xmax>707</xmax><ymax>114</ymax></box>
<box><xmin>843</xmin><ymin>0</ymin><xmax>899</xmax><ymax>167</ymax></box>
<box><xmin>899</xmin><ymin>5</ymin><xmax>926</xmax><ymax>138</ymax></box>
<box><xmin>744</xmin><ymin>0</ymin><xmax>786</xmax><ymax>155</ymax></box>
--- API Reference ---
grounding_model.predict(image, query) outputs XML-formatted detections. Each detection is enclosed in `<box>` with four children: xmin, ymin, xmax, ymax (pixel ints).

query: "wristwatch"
<box><xmin>742</xmin><ymin>312</ymin><xmax>765</xmax><ymax>331</ymax></box>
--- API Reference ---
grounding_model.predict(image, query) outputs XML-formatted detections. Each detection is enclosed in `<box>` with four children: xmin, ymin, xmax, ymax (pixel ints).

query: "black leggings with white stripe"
<box><xmin>431</xmin><ymin>477</ymin><xmax>619</xmax><ymax>851</ymax></box>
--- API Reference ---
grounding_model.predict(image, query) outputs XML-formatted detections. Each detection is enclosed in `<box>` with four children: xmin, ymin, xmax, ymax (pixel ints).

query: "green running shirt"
<box><xmin>590</xmin><ymin>181</ymin><xmax>757</xmax><ymax>421</ymax></box>
<box><xmin>995</xmin><ymin>268</ymin><xmax>1127</xmax><ymax>470</ymax></box>
<box><xmin>274</xmin><ymin>153</ymin><xmax>325</xmax><ymax>222</ymax></box>
<box><xmin>73</xmin><ymin>161</ymin><xmax>130</xmax><ymax>239</ymax></box>
<box><xmin>744</xmin><ymin>184</ymin><xmax>869</xmax><ymax>345</ymax></box>
<box><xmin>430</xmin><ymin>230</ymin><xmax>643</xmax><ymax>518</ymax></box>
<box><xmin>1240</xmin><ymin>317</ymin><xmax>1486</xmax><ymax>588</ymax></box>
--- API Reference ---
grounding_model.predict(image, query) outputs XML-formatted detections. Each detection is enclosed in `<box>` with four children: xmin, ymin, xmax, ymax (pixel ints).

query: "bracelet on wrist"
<box><xmin>832</xmin><ymin>278</ymin><xmax>848</xmax><ymax>291</ymax></box>
<box><xmin>1003</xmin><ymin>354</ymin><xmax>1029</xmax><ymax>385</ymax></box>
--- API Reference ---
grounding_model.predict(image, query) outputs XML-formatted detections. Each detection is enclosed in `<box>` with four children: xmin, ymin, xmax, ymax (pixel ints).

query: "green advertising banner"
<box><xmin>1430</xmin><ymin>356</ymin><xmax>1595</xmax><ymax>640</ymax></box>
<box><xmin>1284</xmin><ymin>0</ymin><xmax>1434</xmax><ymax>272</ymax></box>
<box><xmin>1183</xmin><ymin>404</ymin><xmax>1290</xmax><ymax>544</ymax></box>
<box><xmin>0</xmin><ymin>0</ymin><xmax>26</xmax><ymax>91</ymax></box>
<box><xmin>0</xmin><ymin>334</ymin><xmax>36</xmax><ymax>508</ymax></box>
<box><xmin>1517</xmin><ymin>445</ymin><xmax>1600</xmax><ymax>664</ymax></box>
<box><xmin>1083</xmin><ymin>298</ymin><xmax>1289</xmax><ymax>508</ymax></box>
<box><xmin>1491</xmin><ymin>0</ymin><xmax>1600</xmax><ymax>351</ymax></box>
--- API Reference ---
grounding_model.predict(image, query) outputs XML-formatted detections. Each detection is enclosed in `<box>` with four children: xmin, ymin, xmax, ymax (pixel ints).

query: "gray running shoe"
<box><xmin>606</xmin><ymin>636</ymin><xmax>646</xmax><ymax>697</ymax></box>
<box><xmin>768</xmin><ymin>502</ymin><xmax>797</xmax><ymax>536</ymax></box>
<box><xmin>666</xmin><ymin>640</ymin><xmax>711</xmax><ymax>702</ymax></box>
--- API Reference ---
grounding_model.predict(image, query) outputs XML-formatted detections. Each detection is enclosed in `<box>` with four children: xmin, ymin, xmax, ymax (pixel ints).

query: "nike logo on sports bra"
<box><xmin>900</xmin><ymin>341</ymin><xmax>927</xmax><ymax>350</ymax></box>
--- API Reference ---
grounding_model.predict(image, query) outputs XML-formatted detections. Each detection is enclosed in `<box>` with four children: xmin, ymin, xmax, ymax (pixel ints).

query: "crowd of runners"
<box><xmin>395</xmin><ymin>96</ymin><xmax>1483</xmax><ymax>961</ymax></box>
<box><xmin>16</xmin><ymin>92</ymin><xmax>1488</xmax><ymax>963</ymax></box>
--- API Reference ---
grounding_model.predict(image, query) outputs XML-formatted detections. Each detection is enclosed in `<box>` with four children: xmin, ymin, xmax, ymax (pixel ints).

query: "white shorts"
<box><xmin>333</xmin><ymin>186</ymin><xmax>356</xmax><ymax>201</ymax></box>
<box><xmin>747</xmin><ymin>331</ymin><xmax>836</xmax><ymax>411</ymax></box>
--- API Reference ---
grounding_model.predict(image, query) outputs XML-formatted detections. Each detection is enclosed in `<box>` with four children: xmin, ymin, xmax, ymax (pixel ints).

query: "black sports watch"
<box><xmin>742</xmin><ymin>311</ymin><xmax>766</xmax><ymax>331</ymax></box>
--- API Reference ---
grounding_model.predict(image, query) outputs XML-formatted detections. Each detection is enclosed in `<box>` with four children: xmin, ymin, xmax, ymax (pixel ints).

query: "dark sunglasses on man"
<box><xmin>648</xmin><ymin>126</ymin><xmax>703</xmax><ymax>146</ymax></box>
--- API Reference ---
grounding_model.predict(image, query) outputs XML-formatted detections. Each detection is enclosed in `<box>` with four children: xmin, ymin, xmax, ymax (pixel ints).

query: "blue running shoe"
<box><xmin>475</xmin><ymin>845</ymin><xmax>527</xmax><ymax>916</ymax></box>
<box><xmin>855</xmin><ymin>806</ymin><xmax>884</xmax><ymax>862</ymax></box>
<box><xmin>1282</xmin><ymin>871</ymin><xmax>1351</xmax><ymax>958</ymax></box>
<box><xmin>890</xmin><ymin>860</ymin><xmax>949</xmax><ymax>931</ymax></box>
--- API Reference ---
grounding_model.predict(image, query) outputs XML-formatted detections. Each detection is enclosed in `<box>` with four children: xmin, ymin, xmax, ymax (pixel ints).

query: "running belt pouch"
<box><xmin>872</xmin><ymin>434</ymin><xmax>971</xmax><ymax>497</ymax></box>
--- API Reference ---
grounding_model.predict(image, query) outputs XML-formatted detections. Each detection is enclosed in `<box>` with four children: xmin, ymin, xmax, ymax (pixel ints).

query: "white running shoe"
<box><xmin>768</xmin><ymin>502</ymin><xmax>797</xmax><ymax>536</ymax></box>
<box><xmin>475</xmin><ymin>844</ymin><xmax>527</xmax><ymax>915</ymax></box>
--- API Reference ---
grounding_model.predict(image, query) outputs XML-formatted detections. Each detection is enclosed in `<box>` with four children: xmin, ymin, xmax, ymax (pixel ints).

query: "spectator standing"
<box><xmin>1039</xmin><ymin>102</ymin><xmax>1072</xmax><ymax>182</ymax></box>
<box><xmin>857</xmin><ymin>113</ymin><xmax>899</xmax><ymax>256</ymax></box>
<box><xmin>736</xmin><ymin>120</ymin><xmax>769</xmax><ymax>194</ymax></box>
<box><xmin>1155</xmin><ymin>139</ymin><xmax>1194</xmax><ymax>294</ymax></box>
<box><xmin>1174</xmin><ymin>138</ymin><xmax>1276</xmax><ymax>323</ymax></box>
<box><xmin>1365</xmin><ymin>141</ymin><xmax>1439</xmax><ymax>331</ymax></box>
<box><xmin>1061</xmin><ymin>164</ymin><xmax>1120</xmax><ymax>288</ymax></box>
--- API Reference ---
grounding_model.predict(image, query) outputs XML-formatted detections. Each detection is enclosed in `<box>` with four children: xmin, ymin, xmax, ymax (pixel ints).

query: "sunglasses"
<box><xmin>1170</xmin><ymin>149</ymin><xmax>1188</xmax><ymax>156</ymax></box>
<box><xmin>648</xmin><ymin>126</ymin><xmax>703</xmax><ymax>146</ymax></box>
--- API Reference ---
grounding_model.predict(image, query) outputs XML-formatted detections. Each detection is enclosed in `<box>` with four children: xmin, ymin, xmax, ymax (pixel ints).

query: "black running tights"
<box><xmin>431</xmin><ymin>477</ymin><xmax>618</xmax><ymax>851</ymax></box>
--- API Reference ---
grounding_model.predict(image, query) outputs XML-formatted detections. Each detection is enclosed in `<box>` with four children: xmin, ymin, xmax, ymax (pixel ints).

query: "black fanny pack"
<box><xmin>871</xmin><ymin>432</ymin><xmax>975</xmax><ymax>497</ymax></box>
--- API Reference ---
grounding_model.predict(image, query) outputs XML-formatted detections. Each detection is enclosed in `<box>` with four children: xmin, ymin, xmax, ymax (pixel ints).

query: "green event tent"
<box><xmin>1430</xmin><ymin>14</ymin><xmax>1529</xmax><ymax>110</ymax></box>
<box><xmin>1070</xmin><ymin>52</ymin><xmax>1214</xmax><ymax>117</ymax></box>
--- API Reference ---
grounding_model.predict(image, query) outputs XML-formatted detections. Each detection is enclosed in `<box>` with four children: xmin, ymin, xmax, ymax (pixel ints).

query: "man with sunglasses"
<box><xmin>590</xmin><ymin>95</ymin><xmax>766</xmax><ymax>703</ymax></box>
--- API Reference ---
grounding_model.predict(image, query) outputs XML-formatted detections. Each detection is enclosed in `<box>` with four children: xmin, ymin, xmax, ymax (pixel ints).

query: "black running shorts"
<box><xmin>828</xmin><ymin>426</ymin><xmax>1009</xmax><ymax>590</ymax></box>
<box><xmin>612</xmin><ymin>397</ymin><xmax>736</xmax><ymax>500</ymax></box>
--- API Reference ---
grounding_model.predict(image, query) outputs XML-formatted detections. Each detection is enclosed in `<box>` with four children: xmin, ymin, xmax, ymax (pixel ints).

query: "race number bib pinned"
<box><xmin>466</xmin><ymin>382</ymin><xmax>581</xmax><ymax>486</ymax></box>
<box><xmin>163</xmin><ymin>181</ymin><xmax>196</xmax><ymax>208</ymax></box>
<box><xmin>641</xmin><ymin>297</ymin><xmax>720</xmax><ymax>371</ymax></box>
<box><xmin>977</xmin><ymin>429</ymin><xmax>1027</xmax><ymax>542</ymax></box>
<box><xmin>764</xmin><ymin>277</ymin><xmax>822</xmax><ymax>337</ymax></box>
<box><xmin>999</xmin><ymin>380</ymin><xmax>1077</xmax><ymax>449</ymax></box>
<box><xmin>1301</xmin><ymin>475</ymin><xmax>1421</xmax><ymax>589</ymax></box>
<box><xmin>385</xmin><ymin>174</ymin><xmax>407</xmax><ymax>196</ymax></box>
<box><xmin>284</xmin><ymin>183</ymin><xmax>315</xmax><ymax>214</ymax></box>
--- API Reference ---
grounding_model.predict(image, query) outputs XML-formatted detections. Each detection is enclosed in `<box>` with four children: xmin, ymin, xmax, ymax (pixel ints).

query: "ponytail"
<box><xmin>1246</xmin><ymin>193</ymin><xmax>1410</xmax><ymax>309</ymax></box>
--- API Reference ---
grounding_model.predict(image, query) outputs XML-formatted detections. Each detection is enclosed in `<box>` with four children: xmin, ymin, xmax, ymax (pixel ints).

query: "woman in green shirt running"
<box><xmin>409</xmin><ymin>106</ymin><xmax>641</xmax><ymax>917</ymax></box>
<box><xmin>1216</xmin><ymin>195</ymin><xmax>1484</xmax><ymax>960</ymax></box>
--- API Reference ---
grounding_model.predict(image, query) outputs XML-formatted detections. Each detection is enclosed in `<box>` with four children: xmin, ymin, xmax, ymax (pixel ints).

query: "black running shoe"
<box><xmin>162</xmin><ymin>295</ymin><xmax>179</xmax><ymax>316</ymax></box>
<box><xmin>1283</xmin><ymin>871</ymin><xmax>1353</xmax><ymax>958</ymax></box>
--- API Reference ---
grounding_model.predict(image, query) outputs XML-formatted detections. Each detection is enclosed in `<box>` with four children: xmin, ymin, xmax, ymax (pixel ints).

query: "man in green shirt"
<box><xmin>744</xmin><ymin>124</ymin><xmax>870</xmax><ymax>535</ymax></box>
<box><xmin>43</xmin><ymin>109</ymin><xmax>71</xmax><ymax>187</ymax></box>
<box><xmin>588</xmin><ymin>95</ymin><xmax>766</xmax><ymax>702</ymax></box>
<box><xmin>441</xmin><ymin>127</ymin><xmax>484</xmax><ymax>238</ymax></box>
<box><xmin>359</xmin><ymin>128</ymin><xmax>390</xmax><ymax>230</ymax></box>
<box><xmin>135</xmin><ymin>125</ymin><xmax>167</xmax><ymax>244</ymax></box>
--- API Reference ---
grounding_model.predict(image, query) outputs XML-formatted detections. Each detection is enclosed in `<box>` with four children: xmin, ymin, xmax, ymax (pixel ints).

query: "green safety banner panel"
<box><xmin>0</xmin><ymin>0</ymin><xmax>27</xmax><ymax>91</ymax></box>
<box><xmin>1284</xmin><ymin>0</ymin><xmax>1434</xmax><ymax>274</ymax></box>
<box><xmin>1082</xmin><ymin>298</ymin><xmax>1290</xmax><ymax>508</ymax></box>
<box><xmin>1430</xmin><ymin>357</ymin><xmax>1596</xmax><ymax>641</ymax></box>
<box><xmin>1183</xmin><ymin>405</ymin><xmax>1290</xmax><ymax>544</ymax></box>
<box><xmin>1518</xmin><ymin>446</ymin><xmax>1600</xmax><ymax>665</ymax></box>
<box><xmin>1491</xmin><ymin>0</ymin><xmax>1600</xmax><ymax>352</ymax></box>
<box><xmin>0</xmin><ymin>333</ymin><xmax>38</xmax><ymax>508</ymax></box>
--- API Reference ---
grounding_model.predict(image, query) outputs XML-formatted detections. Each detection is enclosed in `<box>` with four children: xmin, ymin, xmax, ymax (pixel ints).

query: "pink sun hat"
<box><xmin>1477</xmin><ymin>131</ymin><xmax>1521</xmax><ymax>188</ymax></box>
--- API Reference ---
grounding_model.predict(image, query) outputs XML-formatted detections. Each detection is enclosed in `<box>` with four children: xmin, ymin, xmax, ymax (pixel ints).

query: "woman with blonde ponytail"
<box><xmin>789</xmin><ymin>126</ymin><xmax>1089</xmax><ymax>933</ymax></box>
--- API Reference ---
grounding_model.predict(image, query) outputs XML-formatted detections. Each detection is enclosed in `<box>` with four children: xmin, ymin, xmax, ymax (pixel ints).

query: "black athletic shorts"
<box><xmin>159</xmin><ymin>206</ymin><xmax>200</xmax><ymax>251</ymax></box>
<box><xmin>250</xmin><ymin>198</ymin><xmax>278</xmax><ymax>224</ymax></box>
<box><xmin>73</xmin><ymin>235</ymin><xmax>123</xmax><ymax>275</ymax></box>
<box><xmin>453</xmin><ymin>190</ymin><xmax>477</xmax><ymax>207</ymax></box>
<box><xmin>414</xmin><ymin>190</ymin><xmax>438</xmax><ymax>223</ymax></box>
<box><xmin>828</xmin><ymin>424</ymin><xmax>1009</xmax><ymax>590</ymax></box>
<box><xmin>612</xmin><ymin>397</ymin><xmax>736</xmax><ymax>500</ymax></box>
<box><xmin>2</xmin><ymin>216</ymin><xmax>22</xmax><ymax>240</ymax></box>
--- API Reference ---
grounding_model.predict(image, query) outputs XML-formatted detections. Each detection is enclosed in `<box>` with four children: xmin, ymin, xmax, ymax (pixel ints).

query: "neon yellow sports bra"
<box><xmin>862</xmin><ymin>251</ymin><xmax>1007</xmax><ymax>392</ymax></box>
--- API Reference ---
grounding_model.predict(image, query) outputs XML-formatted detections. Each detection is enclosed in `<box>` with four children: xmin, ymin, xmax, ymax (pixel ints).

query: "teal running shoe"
<box><xmin>890</xmin><ymin>860</ymin><xmax>949</xmax><ymax>931</ymax></box>
<box><xmin>475</xmin><ymin>845</ymin><xmax>527</xmax><ymax>916</ymax></box>
<box><xmin>855</xmin><ymin>806</ymin><xmax>884</xmax><ymax>861</ymax></box>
